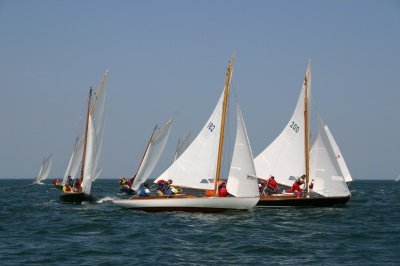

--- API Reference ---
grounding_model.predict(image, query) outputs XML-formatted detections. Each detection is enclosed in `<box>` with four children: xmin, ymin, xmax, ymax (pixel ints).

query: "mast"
<box><xmin>304</xmin><ymin>62</ymin><xmax>311</xmax><ymax>196</ymax></box>
<box><xmin>80</xmin><ymin>87</ymin><xmax>93</xmax><ymax>183</ymax></box>
<box><xmin>214</xmin><ymin>55</ymin><xmax>235</xmax><ymax>196</ymax></box>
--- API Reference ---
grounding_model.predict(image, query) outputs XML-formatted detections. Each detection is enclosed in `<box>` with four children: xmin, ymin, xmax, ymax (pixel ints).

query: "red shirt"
<box><xmin>286</xmin><ymin>182</ymin><xmax>303</xmax><ymax>198</ymax></box>
<box><xmin>267</xmin><ymin>178</ymin><xmax>279</xmax><ymax>190</ymax></box>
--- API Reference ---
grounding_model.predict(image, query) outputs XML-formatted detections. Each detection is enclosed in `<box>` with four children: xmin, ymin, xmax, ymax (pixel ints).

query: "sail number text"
<box><xmin>208</xmin><ymin>122</ymin><xmax>216</xmax><ymax>132</ymax></box>
<box><xmin>290</xmin><ymin>121</ymin><xmax>300</xmax><ymax>133</ymax></box>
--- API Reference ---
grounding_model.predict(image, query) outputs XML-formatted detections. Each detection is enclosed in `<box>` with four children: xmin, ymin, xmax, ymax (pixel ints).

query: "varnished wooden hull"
<box><xmin>257</xmin><ymin>194</ymin><xmax>351</xmax><ymax>207</ymax></box>
<box><xmin>60</xmin><ymin>192</ymin><xmax>95</xmax><ymax>204</ymax></box>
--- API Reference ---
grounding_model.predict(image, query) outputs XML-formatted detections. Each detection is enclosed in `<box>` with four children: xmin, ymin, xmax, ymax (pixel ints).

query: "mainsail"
<box><xmin>254</xmin><ymin>67</ymin><xmax>308</xmax><ymax>187</ymax></box>
<box><xmin>226</xmin><ymin>104</ymin><xmax>259</xmax><ymax>197</ymax></box>
<box><xmin>131</xmin><ymin>119</ymin><xmax>173</xmax><ymax>191</ymax></box>
<box><xmin>154</xmin><ymin>90</ymin><xmax>225</xmax><ymax>190</ymax></box>
<box><xmin>35</xmin><ymin>154</ymin><xmax>53</xmax><ymax>184</ymax></box>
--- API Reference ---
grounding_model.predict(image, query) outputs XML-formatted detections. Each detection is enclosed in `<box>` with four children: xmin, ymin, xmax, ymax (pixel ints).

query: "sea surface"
<box><xmin>0</xmin><ymin>179</ymin><xmax>399</xmax><ymax>265</ymax></box>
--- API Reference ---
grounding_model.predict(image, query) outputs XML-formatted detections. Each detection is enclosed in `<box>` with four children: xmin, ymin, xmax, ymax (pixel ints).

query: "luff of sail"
<box><xmin>226</xmin><ymin>103</ymin><xmax>259</xmax><ymax>197</ymax></box>
<box><xmin>131</xmin><ymin>119</ymin><xmax>173</xmax><ymax>191</ymax></box>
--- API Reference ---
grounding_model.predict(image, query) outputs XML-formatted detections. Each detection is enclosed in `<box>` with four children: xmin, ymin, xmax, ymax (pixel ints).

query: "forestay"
<box><xmin>131</xmin><ymin>119</ymin><xmax>173</xmax><ymax>191</ymax></box>
<box><xmin>154</xmin><ymin>89</ymin><xmax>225</xmax><ymax>190</ymax></box>
<box><xmin>227</xmin><ymin>104</ymin><xmax>259</xmax><ymax>197</ymax></box>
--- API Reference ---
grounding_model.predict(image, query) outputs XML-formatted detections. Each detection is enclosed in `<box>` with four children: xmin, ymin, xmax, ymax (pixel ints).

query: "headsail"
<box><xmin>131</xmin><ymin>119</ymin><xmax>173</xmax><ymax>191</ymax></box>
<box><xmin>309</xmin><ymin>120</ymin><xmax>351</xmax><ymax>197</ymax></box>
<box><xmin>63</xmin><ymin>137</ymin><xmax>84</xmax><ymax>185</ymax></box>
<box><xmin>227</xmin><ymin>103</ymin><xmax>259</xmax><ymax>197</ymax></box>
<box><xmin>35</xmin><ymin>154</ymin><xmax>53</xmax><ymax>184</ymax></box>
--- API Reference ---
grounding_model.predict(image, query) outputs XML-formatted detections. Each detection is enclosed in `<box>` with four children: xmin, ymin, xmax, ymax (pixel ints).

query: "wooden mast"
<box><xmin>79</xmin><ymin>87</ymin><xmax>93</xmax><ymax>183</ymax></box>
<box><xmin>214</xmin><ymin>55</ymin><xmax>235</xmax><ymax>196</ymax></box>
<box><xmin>304</xmin><ymin>62</ymin><xmax>311</xmax><ymax>196</ymax></box>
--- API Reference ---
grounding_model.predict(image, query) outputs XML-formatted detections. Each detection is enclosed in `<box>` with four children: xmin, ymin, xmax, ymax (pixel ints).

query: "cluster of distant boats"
<box><xmin>33</xmin><ymin>55</ymin><xmax>362</xmax><ymax>212</ymax></box>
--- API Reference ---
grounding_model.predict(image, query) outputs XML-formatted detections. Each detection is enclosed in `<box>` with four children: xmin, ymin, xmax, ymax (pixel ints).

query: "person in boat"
<box><xmin>62</xmin><ymin>183</ymin><xmax>72</xmax><ymax>193</ymax></box>
<box><xmin>138</xmin><ymin>183</ymin><xmax>151</xmax><ymax>197</ymax></box>
<box><xmin>265</xmin><ymin>176</ymin><xmax>279</xmax><ymax>195</ymax></box>
<box><xmin>73</xmin><ymin>178</ymin><xmax>82</xmax><ymax>193</ymax></box>
<box><xmin>165</xmin><ymin>179</ymin><xmax>179</xmax><ymax>196</ymax></box>
<box><xmin>127</xmin><ymin>175</ymin><xmax>136</xmax><ymax>188</ymax></box>
<box><xmin>284</xmin><ymin>176</ymin><xmax>304</xmax><ymax>198</ymax></box>
<box><xmin>53</xmin><ymin>178</ymin><xmax>61</xmax><ymax>186</ymax></box>
<box><xmin>67</xmin><ymin>175</ymin><xmax>74</xmax><ymax>187</ymax></box>
<box><xmin>218</xmin><ymin>180</ymin><xmax>228</xmax><ymax>197</ymax></box>
<box><xmin>156</xmin><ymin>179</ymin><xmax>168</xmax><ymax>196</ymax></box>
<box><xmin>119</xmin><ymin>176</ymin><xmax>127</xmax><ymax>186</ymax></box>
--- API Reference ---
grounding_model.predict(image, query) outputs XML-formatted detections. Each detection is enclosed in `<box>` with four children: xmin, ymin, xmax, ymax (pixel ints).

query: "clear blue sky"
<box><xmin>0</xmin><ymin>0</ymin><xmax>399</xmax><ymax>180</ymax></box>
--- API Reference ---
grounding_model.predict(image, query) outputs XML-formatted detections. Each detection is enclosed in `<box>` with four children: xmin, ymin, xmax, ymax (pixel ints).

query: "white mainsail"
<box><xmin>309</xmin><ymin>121</ymin><xmax>351</xmax><ymax>197</ymax></box>
<box><xmin>35</xmin><ymin>154</ymin><xmax>53</xmax><ymax>184</ymax></box>
<box><xmin>323</xmin><ymin>124</ymin><xmax>352</xmax><ymax>183</ymax></box>
<box><xmin>131</xmin><ymin>119</ymin><xmax>173</xmax><ymax>191</ymax></box>
<box><xmin>154</xmin><ymin>90</ymin><xmax>225</xmax><ymax>190</ymax></box>
<box><xmin>226</xmin><ymin>104</ymin><xmax>259</xmax><ymax>197</ymax></box>
<box><xmin>254</xmin><ymin>66</ymin><xmax>309</xmax><ymax>187</ymax></box>
<box><xmin>79</xmin><ymin>70</ymin><xmax>108</xmax><ymax>195</ymax></box>
<box><xmin>63</xmin><ymin>137</ymin><xmax>84</xmax><ymax>185</ymax></box>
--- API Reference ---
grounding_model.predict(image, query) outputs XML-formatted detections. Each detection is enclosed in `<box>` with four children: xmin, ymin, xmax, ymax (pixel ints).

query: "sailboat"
<box><xmin>33</xmin><ymin>154</ymin><xmax>53</xmax><ymax>184</ymax></box>
<box><xmin>113</xmin><ymin>56</ymin><xmax>260</xmax><ymax>212</ymax></box>
<box><xmin>120</xmin><ymin>119</ymin><xmax>173</xmax><ymax>194</ymax></box>
<box><xmin>254</xmin><ymin>62</ymin><xmax>351</xmax><ymax>207</ymax></box>
<box><xmin>172</xmin><ymin>132</ymin><xmax>191</xmax><ymax>162</ymax></box>
<box><xmin>395</xmin><ymin>175</ymin><xmax>400</xmax><ymax>182</ymax></box>
<box><xmin>60</xmin><ymin>70</ymin><xmax>108</xmax><ymax>203</ymax></box>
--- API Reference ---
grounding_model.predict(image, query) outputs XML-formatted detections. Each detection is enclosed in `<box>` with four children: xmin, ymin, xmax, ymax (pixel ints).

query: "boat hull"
<box><xmin>257</xmin><ymin>194</ymin><xmax>351</xmax><ymax>207</ymax></box>
<box><xmin>113</xmin><ymin>195</ymin><xmax>259</xmax><ymax>212</ymax></box>
<box><xmin>59</xmin><ymin>192</ymin><xmax>95</xmax><ymax>204</ymax></box>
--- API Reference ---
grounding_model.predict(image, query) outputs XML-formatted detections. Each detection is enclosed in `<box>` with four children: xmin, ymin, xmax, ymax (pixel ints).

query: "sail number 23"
<box><xmin>208</xmin><ymin>122</ymin><xmax>216</xmax><ymax>132</ymax></box>
<box><xmin>290</xmin><ymin>121</ymin><xmax>300</xmax><ymax>133</ymax></box>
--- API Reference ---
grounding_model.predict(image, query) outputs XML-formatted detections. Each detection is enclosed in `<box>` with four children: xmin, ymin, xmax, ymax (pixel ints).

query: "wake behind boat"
<box><xmin>60</xmin><ymin>70</ymin><xmax>108</xmax><ymax>204</ymax></box>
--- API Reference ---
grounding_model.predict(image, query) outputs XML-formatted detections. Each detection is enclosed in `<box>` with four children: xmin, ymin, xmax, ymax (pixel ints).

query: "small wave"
<box><xmin>96</xmin><ymin>196</ymin><xmax>115</xmax><ymax>203</ymax></box>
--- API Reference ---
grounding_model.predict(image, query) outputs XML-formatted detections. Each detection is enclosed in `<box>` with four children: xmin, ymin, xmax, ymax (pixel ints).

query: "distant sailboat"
<box><xmin>33</xmin><ymin>154</ymin><xmax>53</xmax><ymax>184</ymax></box>
<box><xmin>173</xmin><ymin>132</ymin><xmax>191</xmax><ymax>162</ymax></box>
<box><xmin>120</xmin><ymin>119</ymin><xmax>173</xmax><ymax>194</ymax></box>
<box><xmin>254</xmin><ymin>62</ymin><xmax>351</xmax><ymax>207</ymax></box>
<box><xmin>395</xmin><ymin>175</ymin><xmax>400</xmax><ymax>182</ymax></box>
<box><xmin>60</xmin><ymin>70</ymin><xmax>108</xmax><ymax>203</ymax></box>
<box><xmin>113</xmin><ymin>55</ymin><xmax>260</xmax><ymax>212</ymax></box>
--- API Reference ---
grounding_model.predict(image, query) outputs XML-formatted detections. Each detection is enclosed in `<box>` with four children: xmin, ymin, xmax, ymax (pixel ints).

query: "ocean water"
<box><xmin>0</xmin><ymin>179</ymin><xmax>399</xmax><ymax>266</ymax></box>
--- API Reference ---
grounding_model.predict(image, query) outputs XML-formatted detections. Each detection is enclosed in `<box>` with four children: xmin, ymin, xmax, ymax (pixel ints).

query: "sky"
<box><xmin>0</xmin><ymin>0</ymin><xmax>399</xmax><ymax>180</ymax></box>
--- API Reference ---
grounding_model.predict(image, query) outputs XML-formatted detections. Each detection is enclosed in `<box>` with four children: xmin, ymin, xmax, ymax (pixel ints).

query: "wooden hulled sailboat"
<box><xmin>113</xmin><ymin>56</ymin><xmax>260</xmax><ymax>212</ymax></box>
<box><xmin>60</xmin><ymin>70</ymin><xmax>108</xmax><ymax>204</ymax></box>
<box><xmin>33</xmin><ymin>154</ymin><xmax>53</xmax><ymax>184</ymax></box>
<box><xmin>120</xmin><ymin>119</ymin><xmax>173</xmax><ymax>194</ymax></box>
<box><xmin>254</xmin><ymin>62</ymin><xmax>351</xmax><ymax>207</ymax></box>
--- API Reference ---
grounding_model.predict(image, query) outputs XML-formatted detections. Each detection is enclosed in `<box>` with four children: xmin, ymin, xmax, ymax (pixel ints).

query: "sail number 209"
<box><xmin>290</xmin><ymin>121</ymin><xmax>300</xmax><ymax>133</ymax></box>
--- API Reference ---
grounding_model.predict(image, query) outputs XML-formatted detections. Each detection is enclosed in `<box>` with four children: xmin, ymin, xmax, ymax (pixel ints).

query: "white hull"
<box><xmin>113</xmin><ymin>196</ymin><xmax>259</xmax><ymax>212</ymax></box>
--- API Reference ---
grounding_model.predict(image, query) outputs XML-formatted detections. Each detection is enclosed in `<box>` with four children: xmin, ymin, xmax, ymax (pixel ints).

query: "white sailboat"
<box><xmin>172</xmin><ymin>132</ymin><xmax>191</xmax><ymax>162</ymax></box>
<box><xmin>395</xmin><ymin>175</ymin><xmax>400</xmax><ymax>182</ymax></box>
<box><xmin>120</xmin><ymin>119</ymin><xmax>173</xmax><ymax>194</ymax></box>
<box><xmin>60</xmin><ymin>70</ymin><xmax>108</xmax><ymax>203</ymax></box>
<box><xmin>254</xmin><ymin>62</ymin><xmax>351</xmax><ymax>207</ymax></box>
<box><xmin>113</xmin><ymin>56</ymin><xmax>260</xmax><ymax>212</ymax></box>
<box><xmin>33</xmin><ymin>154</ymin><xmax>53</xmax><ymax>184</ymax></box>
